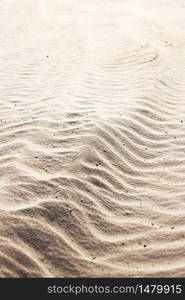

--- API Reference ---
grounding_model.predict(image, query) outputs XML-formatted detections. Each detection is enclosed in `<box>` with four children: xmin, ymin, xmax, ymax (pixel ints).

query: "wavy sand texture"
<box><xmin>0</xmin><ymin>0</ymin><xmax>185</xmax><ymax>277</ymax></box>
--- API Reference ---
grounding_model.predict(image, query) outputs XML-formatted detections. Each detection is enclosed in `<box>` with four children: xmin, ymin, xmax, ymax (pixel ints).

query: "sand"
<box><xmin>0</xmin><ymin>0</ymin><xmax>185</xmax><ymax>277</ymax></box>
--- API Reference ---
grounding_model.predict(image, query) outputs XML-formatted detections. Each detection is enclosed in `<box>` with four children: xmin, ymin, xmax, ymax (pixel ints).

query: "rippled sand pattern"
<box><xmin>1</xmin><ymin>0</ymin><xmax>185</xmax><ymax>277</ymax></box>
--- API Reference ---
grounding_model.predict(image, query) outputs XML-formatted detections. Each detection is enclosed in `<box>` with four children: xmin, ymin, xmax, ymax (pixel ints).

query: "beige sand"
<box><xmin>0</xmin><ymin>0</ymin><xmax>185</xmax><ymax>277</ymax></box>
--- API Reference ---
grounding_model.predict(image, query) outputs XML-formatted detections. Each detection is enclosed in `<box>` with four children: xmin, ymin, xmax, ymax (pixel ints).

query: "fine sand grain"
<box><xmin>1</xmin><ymin>0</ymin><xmax>185</xmax><ymax>277</ymax></box>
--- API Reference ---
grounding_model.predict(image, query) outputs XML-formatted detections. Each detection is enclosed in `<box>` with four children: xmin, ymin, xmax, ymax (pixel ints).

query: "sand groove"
<box><xmin>0</xmin><ymin>0</ymin><xmax>185</xmax><ymax>277</ymax></box>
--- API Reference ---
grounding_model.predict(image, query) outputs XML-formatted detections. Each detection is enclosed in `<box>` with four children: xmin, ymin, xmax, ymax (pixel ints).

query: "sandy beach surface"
<box><xmin>1</xmin><ymin>0</ymin><xmax>185</xmax><ymax>277</ymax></box>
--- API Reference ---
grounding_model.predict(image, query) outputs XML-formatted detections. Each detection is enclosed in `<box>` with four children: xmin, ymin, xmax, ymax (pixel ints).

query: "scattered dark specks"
<box><xmin>92</xmin><ymin>257</ymin><xmax>96</xmax><ymax>260</ymax></box>
<box><xmin>165</xmin><ymin>131</ymin><xmax>168</xmax><ymax>134</ymax></box>
<box><xmin>143</xmin><ymin>245</ymin><xmax>147</xmax><ymax>248</ymax></box>
<box><xmin>46</xmin><ymin>55</ymin><xmax>49</xmax><ymax>58</ymax></box>
<box><xmin>171</xmin><ymin>227</ymin><xmax>174</xmax><ymax>230</ymax></box>
<box><xmin>35</xmin><ymin>156</ymin><xmax>38</xmax><ymax>159</ymax></box>
<box><xmin>151</xmin><ymin>223</ymin><xmax>154</xmax><ymax>226</ymax></box>
<box><xmin>174</xmin><ymin>137</ymin><xmax>176</xmax><ymax>139</ymax></box>
<box><xmin>125</xmin><ymin>212</ymin><xmax>131</xmax><ymax>216</ymax></box>
<box><xmin>145</xmin><ymin>147</ymin><xmax>147</xmax><ymax>150</ymax></box>
<box><xmin>96</xmin><ymin>163</ymin><xmax>99</xmax><ymax>167</ymax></box>
<box><xmin>181</xmin><ymin>120</ymin><xmax>183</xmax><ymax>123</ymax></box>
<box><xmin>150</xmin><ymin>53</ymin><xmax>158</xmax><ymax>62</ymax></box>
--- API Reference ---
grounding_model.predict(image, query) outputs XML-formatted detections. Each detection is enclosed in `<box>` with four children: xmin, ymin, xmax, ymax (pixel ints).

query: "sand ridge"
<box><xmin>0</xmin><ymin>0</ymin><xmax>185</xmax><ymax>277</ymax></box>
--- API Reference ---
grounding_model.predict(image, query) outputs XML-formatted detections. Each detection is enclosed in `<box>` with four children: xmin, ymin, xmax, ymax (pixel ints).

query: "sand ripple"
<box><xmin>0</xmin><ymin>0</ymin><xmax>185</xmax><ymax>277</ymax></box>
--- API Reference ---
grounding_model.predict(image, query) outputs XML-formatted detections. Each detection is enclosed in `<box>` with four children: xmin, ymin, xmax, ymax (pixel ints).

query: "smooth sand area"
<box><xmin>0</xmin><ymin>0</ymin><xmax>185</xmax><ymax>277</ymax></box>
